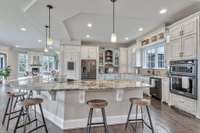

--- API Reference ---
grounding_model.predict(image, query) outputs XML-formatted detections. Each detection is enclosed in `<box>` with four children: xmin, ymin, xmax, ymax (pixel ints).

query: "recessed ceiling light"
<box><xmin>160</xmin><ymin>9</ymin><xmax>167</xmax><ymax>14</ymax></box>
<box><xmin>38</xmin><ymin>40</ymin><xmax>42</xmax><ymax>43</ymax></box>
<box><xmin>87</xmin><ymin>23</ymin><xmax>92</xmax><ymax>28</ymax></box>
<box><xmin>16</xmin><ymin>45</ymin><xmax>20</xmax><ymax>48</ymax></box>
<box><xmin>125</xmin><ymin>37</ymin><xmax>129</xmax><ymax>40</ymax></box>
<box><xmin>86</xmin><ymin>34</ymin><xmax>90</xmax><ymax>38</ymax></box>
<box><xmin>138</xmin><ymin>28</ymin><xmax>143</xmax><ymax>32</ymax></box>
<box><xmin>20</xmin><ymin>27</ymin><xmax>27</xmax><ymax>31</ymax></box>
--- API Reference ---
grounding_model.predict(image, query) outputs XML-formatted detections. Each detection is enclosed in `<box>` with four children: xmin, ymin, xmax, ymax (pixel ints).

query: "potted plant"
<box><xmin>0</xmin><ymin>66</ymin><xmax>11</xmax><ymax>84</ymax></box>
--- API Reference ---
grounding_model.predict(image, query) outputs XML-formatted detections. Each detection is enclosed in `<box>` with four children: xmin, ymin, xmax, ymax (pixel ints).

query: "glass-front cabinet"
<box><xmin>98</xmin><ymin>47</ymin><xmax>119</xmax><ymax>74</ymax></box>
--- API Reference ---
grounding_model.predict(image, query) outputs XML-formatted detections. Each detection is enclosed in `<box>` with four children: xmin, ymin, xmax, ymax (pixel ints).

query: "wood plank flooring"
<box><xmin>0</xmin><ymin>86</ymin><xmax>200</xmax><ymax>133</ymax></box>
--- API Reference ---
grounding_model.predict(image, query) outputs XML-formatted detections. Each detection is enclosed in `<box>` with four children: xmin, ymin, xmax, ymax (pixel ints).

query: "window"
<box><xmin>143</xmin><ymin>43</ymin><xmax>165</xmax><ymax>69</ymax></box>
<box><xmin>18</xmin><ymin>53</ymin><xmax>28</xmax><ymax>73</ymax></box>
<box><xmin>42</xmin><ymin>56</ymin><xmax>56</xmax><ymax>72</ymax></box>
<box><xmin>0</xmin><ymin>53</ymin><xmax>6</xmax><ymax>69</ymax></box>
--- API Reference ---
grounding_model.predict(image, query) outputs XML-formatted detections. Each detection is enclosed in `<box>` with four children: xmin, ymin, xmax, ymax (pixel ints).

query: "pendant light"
<box><xmin>47</xmin><ymin>5</ymin><xmax>53</xmax><ymax>45</ymax></box>
<box><xmin>110</xmin><ymin>0</ymin><xmax>117</xmax><ymax>43</ymax></box>
<box><xmin>44</xmin><ymin>25</ymin><xmax>49</xmax><ymax>52</ymax></box>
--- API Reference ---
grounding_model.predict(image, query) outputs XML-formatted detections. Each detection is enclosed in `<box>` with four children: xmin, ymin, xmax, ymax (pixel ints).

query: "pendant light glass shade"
<box><xmin>111</xmin><ymin>33</ymin><xmax>117</xmax><ymax>43</ymax></box>
<box><xmin>44</xmin><ymin>47</ymin><xmax>48</xmax><ymax>52</ymax></box>
<box><xmin>47</xmin><ymin>5</ymin><xmax>53</xmax><ymax>45</ymax></box>
<box><xmin>47</xmin><ymin>37</ymin><xmax>53</xmax><ymax>45</ymax></box>
<box><xmin>110</xmin><ymin>0</ymin><xmax>117</xmax><ymax>43</ymax></box>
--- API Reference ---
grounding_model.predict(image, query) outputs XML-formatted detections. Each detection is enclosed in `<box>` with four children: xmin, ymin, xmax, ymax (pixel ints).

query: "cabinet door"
<box><xmin>182</xmin><ymin>34</ymin><xmax>197</xmax><ymax>58</ymax></box>
<box><xmin>81</xmin><ymin>46</ymin><xmax>88</xmax><ymax>59</ymax></box>
<box><xmin>168</xmin><ymin>38</ymin><xmax>182</xmax><ymax>60</ymax></box>
<box><xmin>182</xmin><ymin>17</ymin><xmax>197</xmax><ymax>37</ymax></box>
<box><xmin>168</xmin><ymin>24</ymin><xmax>182</xmax><ymax>41</ymax></box>
<box><xmin>88</xmin><ymin>47</ymin><xmax>97</xmax><ymax>59</ymax></box>
<box><xmin>161</xmin><ymin>78</ymin><xmax>169</xmax><ymax>103</ymax></box>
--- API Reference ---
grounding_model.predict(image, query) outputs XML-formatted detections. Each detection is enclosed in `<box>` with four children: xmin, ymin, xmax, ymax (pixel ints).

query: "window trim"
<box><xmin>142</xmin><ymin>43</ymin><xmax>165</xmax><ymax>69</ymax></box>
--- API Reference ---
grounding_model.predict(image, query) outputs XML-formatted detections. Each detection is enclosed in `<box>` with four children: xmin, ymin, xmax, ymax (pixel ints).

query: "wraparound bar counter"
<box><xmin>8</xmin><ymin>77</ymin><xmax>150</xmax><ymax>130</ymax></box>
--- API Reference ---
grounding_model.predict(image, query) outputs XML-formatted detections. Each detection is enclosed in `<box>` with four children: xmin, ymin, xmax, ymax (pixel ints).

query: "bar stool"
<box><xmin>2</xmin><ymin>91</ymin><xmax>27</xmax><ymax>130</ymax></box>
<box><xmin>14</xmin><ymin>98</ymin><xmax>48</xmax><ymax>133</ymax></box>
<box><xmin>125</xmin><ymin>98</ymin><xmax>154</xmax><ymax>133</ymax></box>
<box><xmin>86</xmin><ymin>99</ymin><xmax>109</xmax><ymax>133</ymax></box>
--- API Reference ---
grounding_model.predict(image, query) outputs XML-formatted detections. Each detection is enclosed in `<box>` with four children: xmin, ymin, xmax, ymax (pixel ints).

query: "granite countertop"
<box><xmin>8</xmin><ymin>77</ymin><xmax>150</xmax><ymax>92</ymax></box>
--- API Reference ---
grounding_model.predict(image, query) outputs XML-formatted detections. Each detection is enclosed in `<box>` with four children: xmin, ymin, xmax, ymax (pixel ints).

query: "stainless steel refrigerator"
<box><xmin>81</xmin><ymin>60</ymin><xmax>96</xmax><ymax>80</ymax></box>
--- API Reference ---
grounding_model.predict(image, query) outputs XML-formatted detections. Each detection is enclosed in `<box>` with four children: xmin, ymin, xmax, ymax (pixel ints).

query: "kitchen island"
<box><xmin>8</xmin><ymin>77</ymin><xmax>150</xmax><ymax>130</ymax></box>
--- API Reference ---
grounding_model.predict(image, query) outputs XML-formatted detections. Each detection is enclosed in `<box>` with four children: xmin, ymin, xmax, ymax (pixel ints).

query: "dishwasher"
<box><xmin>150</xmin><ymin>77</ymin><xmax>162</xmax><ymax>100</ymax></box>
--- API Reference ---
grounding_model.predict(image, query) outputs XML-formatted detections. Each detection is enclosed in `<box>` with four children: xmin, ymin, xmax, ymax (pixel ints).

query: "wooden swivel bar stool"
<box><xmin>86</xmin><ymin>99</ymin><xmax>109</xmax><ymax>133</ymax></box>
<box><xmin>125</xmin><ymin>98</ymin><xmax>154</xmax><ymax>133</ymax></box>
<box><xmin>2</xmin><ymin>91</ymin><xmax>27</xmax><ymax>130</ymax></box>
<box><xmin>14</xmin><ymin>98</ymin><xmax>48</xmax><ymax>133</ymax></box>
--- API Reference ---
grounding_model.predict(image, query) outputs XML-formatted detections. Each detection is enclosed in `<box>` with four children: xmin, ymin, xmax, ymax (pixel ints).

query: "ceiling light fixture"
<box><xmin>20</xmin><ymin>28</ymin><xmax>27</xmax><ymax>31</ymax></box>
<box><xmin>110</xmin><ymin>0</ymin><xmax>117</xmax><ymax>43</ymax></box>
<box><xmin>160</xmin><ymin>9</ymin><xmax>167</xmax><ymax>14</ymax></box>
<box><xmin>138</xmin><ymin>28</ymin><xmax>143</xmax><ymax>32</ymax></box>
<box><xmin>44</xmin><ymin>25</ymin><xmax>49</xmax><ymax>53</ymax></box>
<box><xmin>125</xmin><ymin>37</ymin><xmax>129</xmax><ymax>40</ymax></box>
<box><xmin>47</xmin><ymin>5</ymin><xmax>53</xmax><ymax>45</ymax></box>
<box><xmin>38</xmin><ymin>40</ymin><xmax>42</xmax><ymax>43</ymax></box>
<box><xmin>87</xmin><ymin>23</ymin><xmax>92</xmax><ymax>28</ymax></box>
<box><xmin>86</xmin><ymin>34</ymin><xmax>91</xmax><ymax>38</ymax></box>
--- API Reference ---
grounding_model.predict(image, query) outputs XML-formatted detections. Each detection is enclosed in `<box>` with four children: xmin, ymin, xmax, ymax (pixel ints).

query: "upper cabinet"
<box><xmin>167</xmin><ymin>16</ymin><xmax>199</xmax><ymax>60</ymax></box>
<box><xmin>81</xmin><ymin>46</ymin><xmax>97</xmax><ymax>60</ymax></box>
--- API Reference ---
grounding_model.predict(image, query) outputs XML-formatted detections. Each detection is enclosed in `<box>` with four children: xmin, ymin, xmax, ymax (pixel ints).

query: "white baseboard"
<box><xmin>42</xmin><ymin>109</ymin><xmax>140</xmax><ymax>130</ymax></box>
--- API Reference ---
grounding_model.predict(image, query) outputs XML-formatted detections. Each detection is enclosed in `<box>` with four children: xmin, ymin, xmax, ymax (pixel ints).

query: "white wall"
<box><xmin>0</xmin><ymin>45</ymin><xmax>18</xmax><ymax>80</ymax></box>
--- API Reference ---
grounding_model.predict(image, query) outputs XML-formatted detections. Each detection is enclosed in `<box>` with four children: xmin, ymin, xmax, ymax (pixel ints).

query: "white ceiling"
<box><xmin>0</xmin><ymin>0</ymin><xmax>199</xmax><ymax>48</ymax></box>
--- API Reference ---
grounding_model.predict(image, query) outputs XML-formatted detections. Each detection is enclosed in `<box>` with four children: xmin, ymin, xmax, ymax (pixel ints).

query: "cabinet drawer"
<box><xmin>174</xmin><ymin>95</ymin><xmax>196</xmax><ymax>114</ymax></box>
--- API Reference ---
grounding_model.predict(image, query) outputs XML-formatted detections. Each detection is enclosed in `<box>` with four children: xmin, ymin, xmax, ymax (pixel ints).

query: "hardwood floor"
<box><xmin>1</xmin><ymin>87</ymin><xmax>200</xmax><ymax>133</ymax></box>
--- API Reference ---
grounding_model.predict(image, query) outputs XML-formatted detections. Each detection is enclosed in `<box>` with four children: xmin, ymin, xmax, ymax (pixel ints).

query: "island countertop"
<box><xmin>8</xmin><ymin>76</ymin><xmax>150</xmax><ymax>92</ymax></box>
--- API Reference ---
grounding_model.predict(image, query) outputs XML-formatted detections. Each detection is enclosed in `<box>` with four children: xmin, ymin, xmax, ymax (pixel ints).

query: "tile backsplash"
<box><xmin>139</xmin><ymin>68</ymin><xmax>168</xmax><ymax>77</ymax></box>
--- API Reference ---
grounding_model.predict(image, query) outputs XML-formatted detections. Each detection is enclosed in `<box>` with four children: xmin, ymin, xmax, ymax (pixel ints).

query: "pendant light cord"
<box><xmin>45</xmin><ymin>25</ymin><xmax>48</xmax><ymax>48</ymax></box>
<box><xmin>48</xmin><ymin>7</ymin><xmax>51</xmax><ymax>39</ymax></box>
<box><xmin>113</xmin><ymin>1</ymin><xmax>115</xmax><ymax>33</ymax></box>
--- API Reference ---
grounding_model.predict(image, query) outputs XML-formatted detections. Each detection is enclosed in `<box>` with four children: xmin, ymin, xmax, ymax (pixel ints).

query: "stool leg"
<box><xmin>23</xmin><ymin>107</ymin><xmax>29</xmax><ymax>133</ymax></box>
<box><xmin>34</xmin><ymin>105</ymin><xmax>38</xmax><ymax>127</ymax></box>
<box><xmin>141</xmin><ymin>106</ymin><xmax>144</xmax><ymax>128</ymax></box>
<box><xmin>135</xmin><ymin>104</ymin><xmax>138</xmax><ymax>128</ymax></box>
<box><xmin>39</xmin><ymin>103</ymin><xmax>48</xmax><ymax>133</ymax></box>
<box><xmin>14</xmin><ymin>107</ymin><xmax>23</xmax><ymax>133</ymax></box>
<box><xmin>13</xmin><ymin>97</ymin><xmax>18</xmax><ymax>109</ymax></box>
<box><xmin>2</xmin><ymin>97</ymin><xmax>10</xmax><ymax>125</ymax></box>
<box><xmin>125</xmin><ymin>103</ymin><xmax>133</xmax><ymax>129</ymax></box>
<box><xmin>86</xmin><ymin>108</ymin><xmax>93</xmax><ymax>133</ymax></box>
<box><xmin>6</xmin><ymin>97</ymin><xmax>14</xmax><ymax>130</ymax></box>
<box><xmin>88</xmin><ymin>108</ymin><xmax>93</xmax><ymax>133</ymax></box>
<box><xmin>146</xmin><ymin>106</ymin><xmax>154</xmax><ymax>133</ymax></box>
<box><xmin>102</xmin><ymin>108</ymin><xmax>108</xmax><ymax>133</ymax></box>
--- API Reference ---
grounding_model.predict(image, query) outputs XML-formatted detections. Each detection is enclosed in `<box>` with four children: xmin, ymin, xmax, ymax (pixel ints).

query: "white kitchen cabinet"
<box><xmin>182</xmin><ymin>34</ymin><xmax>197</xmax><ymax>58</ymax></box>
<box><xmin>119</xmin><ymin>48</ymin><xmax>128</xmax><ymax>73</ymax></box>
<box><xmin>171</xmin><ymin>94</ymin><xmax>197</xmax><ymax>115</ymax></box>
<box><xmin>168</xmin><ymin>24</ymin><xmax>182</xmax><ymax>41</ymax></box>
<box><xmin>81</xmin><ymin>46</ymin><xmax>97</xmax><ymax>60</ymax></box>
<box><xmin>168</xmin><ymin>16</ymin><xmax>199</xmax><ymax>60</ymax></box>
<box><xmin>168</xmin><ymin>38</ymin><xmax>182</xmax><ymax>60</ymax></box>
<box><xmin>161</xmin><ymin>78</ymin><xmax>169</xmax><ymax>103</ymax></box>
<box><xmin>182</xmin><ymin>17</ymin><xmax>197</xmax><ymax>37</ymax></box>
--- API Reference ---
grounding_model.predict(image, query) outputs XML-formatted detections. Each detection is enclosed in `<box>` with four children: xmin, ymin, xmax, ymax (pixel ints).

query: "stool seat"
<box><xmin>7</xmin><ymin>92</ymin><xmax>27</xmax><ymax>97</ymax></box>
<box><xmin>20</xmin><ymin>98</ymin><xmax>43</xmax><ymax>107</ymax></box>
<box><xmin>87</xmin><ymin>99</ymin><xmax>108</xmax><ymax>108</ymax></box>
<box><xmin>129</xmin><ymin>98</ymin><xmax>151</xmax><ymax>106</ymax></box>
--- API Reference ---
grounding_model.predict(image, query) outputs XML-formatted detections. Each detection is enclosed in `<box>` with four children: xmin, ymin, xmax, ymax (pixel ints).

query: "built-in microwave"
<box><xmin>169</xmin><ymin>59</ymin><xmax>198</xmax><ymax>99</ymax></box>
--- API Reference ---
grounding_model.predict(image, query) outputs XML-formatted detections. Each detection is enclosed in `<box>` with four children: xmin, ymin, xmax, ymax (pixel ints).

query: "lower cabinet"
<box><xmin>171</xmin><ymin>94</ymin><xmax>197</xmax><ymax>115</ymax></box>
